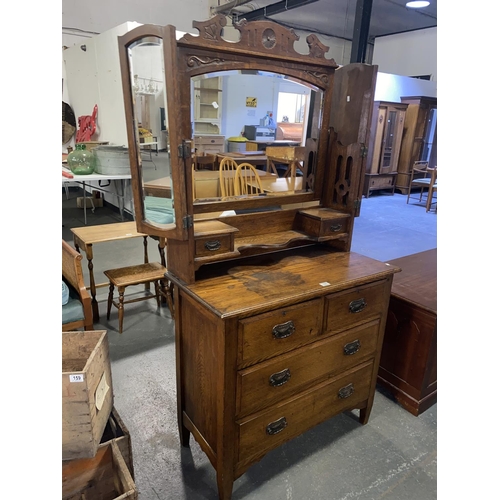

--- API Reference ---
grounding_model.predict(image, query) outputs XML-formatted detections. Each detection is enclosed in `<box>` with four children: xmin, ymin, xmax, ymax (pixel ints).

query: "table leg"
<box><xmin>143</xmin><ymin>236</ymin><xmax>150</xmax><ymax>292</ymax></box>
<box><xmin>83</xmin><ymin>181</ymin><xmax>87</xmax><ymax>225</ymax></box>
<box><xmin>85</xmin><ymin>244</ymin><xmax>100</xmax><ymax>322</ymax></box>
<box><xmin>116</xmin><ymin>180</ymin><xmax>126</xmax><ymax>221</ymax></box>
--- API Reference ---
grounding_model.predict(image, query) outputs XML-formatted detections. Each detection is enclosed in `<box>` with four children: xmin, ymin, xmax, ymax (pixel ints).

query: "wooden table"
<box><xmin>216</xmin><ymin>152</ymin><xmax>268</xmax><ymax>167</ymax></box>
<box><xmin>248</xmin><ymin>176</ymin><xmax>303</xmax><ymax>194</ymax></box>
<box><xmin>62</xmin><ymin>167</ymin><xmax>132</xmax><ymax>224</ymax></box>
<box><xmin>377</xmin><ymin>248</ymin><xmax>437</xmax><ymax>416</ymax></box>
<box><xmin>71</xmin><ymin>221</ymin><xmax>166</xmax><ymax>322</ymax></box>
<box><xmin>144</xmin><ymin>170</ymin><xmax>275</xmax><ymax>199</ymax></box>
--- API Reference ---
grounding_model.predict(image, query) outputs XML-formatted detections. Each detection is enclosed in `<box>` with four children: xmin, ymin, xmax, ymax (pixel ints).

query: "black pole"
<box><xmin>350</xmin><ymin>0</ymin><xmax>373</xmax><ymax>63</ymax></box>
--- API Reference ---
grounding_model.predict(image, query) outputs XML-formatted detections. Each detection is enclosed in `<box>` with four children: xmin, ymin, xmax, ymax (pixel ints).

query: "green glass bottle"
<box><xmin>67</xmin><ymin>144</ymin><xmax>95</xmax><ymax>175</ymax></box>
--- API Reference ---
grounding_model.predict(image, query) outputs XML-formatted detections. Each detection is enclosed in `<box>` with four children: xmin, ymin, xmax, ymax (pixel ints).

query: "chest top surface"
<box><xmin>169</xmin><ymin>247</ymin><xmax>398</xmax><ymax>317</ymax></box>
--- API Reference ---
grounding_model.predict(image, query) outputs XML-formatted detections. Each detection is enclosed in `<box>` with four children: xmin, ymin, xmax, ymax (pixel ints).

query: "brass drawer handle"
<box><xmin>204</xmin><ymin>240</ymin><xmax>221</xmax><ymax>251</ymax></box>
<box><xmin>330</xmin><ymin>224</ymin><xmax>342</xmax><ymax>232</ymax></box>
<box><xmin>272</xmin><ymin>320</ymin><xmax>296</xmax><ymax>339</ymax></box>
<box><xmin>269</xmin><ymin>368</ymin><xmax>291</xmax><ymax>387</ymax></box>
<box><xmin>349</xmin><ymin>298</ymin><xmax>366</xmax><ymax>313</ymax></box>
<box><xmin>338</xmin><ymin>383</ymin><xmax>354</xmax><ymax>399</ymax></box>
<box><xmin>343</xmin><ymin>339</ymin><xmax>360</xmax><ymax>355</ymax></box>
<box><xmin>266</xmin><ymin>416</ymin><xmax>288</xmax><ymax>435</ymax></box>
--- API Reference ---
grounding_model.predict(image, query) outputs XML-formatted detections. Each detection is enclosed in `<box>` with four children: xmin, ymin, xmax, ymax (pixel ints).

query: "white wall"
<box><xmin>63</xmin><ymin>22</ymin><xmax>142</xmax><ymax>148</ymax></box>
<box><xmin>372</xmin><ymin>27</ymin><xmax>437</xmax><ymax>81</ymax></box>
<box><xmin>374</xmin><ymin>72</ymin><xmax>437</xmax><ymax>102</ymax></box>
<box><xmin>221</xmin><ymin>73</ymin><xmax>311</xmax><ymax>145</ymax></box>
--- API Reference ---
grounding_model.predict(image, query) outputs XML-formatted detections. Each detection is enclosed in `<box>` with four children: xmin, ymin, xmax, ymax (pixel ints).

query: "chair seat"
<box><xmin>62</xmin><ymin>296</ymin><xmax>85</xmax><ymax>324</ymax></box>
<box><xmin>411</xmin><ymin>178</ymin><xmax>432</xmax><ymax>185</ymax></box>
<box><xmin>104</xmin><ymin>262</ymin><xmax>167</xmax><ymax>288</ymax></box>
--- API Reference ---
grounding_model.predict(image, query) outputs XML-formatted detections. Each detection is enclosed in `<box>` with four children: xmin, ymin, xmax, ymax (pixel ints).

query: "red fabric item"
<box><xmin>75</xmin><ymin>104</ymin><xmax>98</xmax><ymax>143</ymax></box>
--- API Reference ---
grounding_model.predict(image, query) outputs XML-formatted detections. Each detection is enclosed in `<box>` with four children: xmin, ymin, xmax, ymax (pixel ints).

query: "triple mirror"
<box><xmin>119</xmin><ymin>18</ymin><xmax>338</xmax><ymax>236</ymax></box>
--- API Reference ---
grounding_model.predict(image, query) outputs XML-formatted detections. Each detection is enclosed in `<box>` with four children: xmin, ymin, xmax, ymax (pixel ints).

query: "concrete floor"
<box><xmin>62</xmin><ymin>165</ymin><xmax>437</xmax><ymax>500</ymax></box>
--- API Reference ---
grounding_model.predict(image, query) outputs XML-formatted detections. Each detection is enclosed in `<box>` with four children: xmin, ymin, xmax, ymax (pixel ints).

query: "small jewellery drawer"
<box><xmin>237</xmin><ymin>360</ymin><xmax>373</xmax><ymax>465</ymax></box>
<box><xmin>193</xmin><ymin>220</ymin><xmax>238</xmax><ymax>257</ymax></box>
<box><xmin>195</xmin><ymin>234</ymin><xmax>233</xmax><ymax>257</ymax></box>
<box><xmin>294</xmin><ymin>208</ymin><xmax>350</xmax><ymax>239</ymax></box>
<box><xmin>236</xmin><ymin>319</ymin><xmax>380</xmax><ymax>417</ymax></box>
<box><xmin>238</xmin><ymin>299</ymin><xmax>323</xmax><ymax>368</ymax></box>
<box><xmin>325</xmin><ymin>280</ymin><xmax>388</xmax><ymax>334</ymax></box>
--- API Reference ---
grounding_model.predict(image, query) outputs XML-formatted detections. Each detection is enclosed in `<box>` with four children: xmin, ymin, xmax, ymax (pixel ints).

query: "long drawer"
<box><xmin>325</xmin><ymin>280</ymin><xmax>388</xmax><ymax>334</ymax></box>
<box><xmin>237</xmin><ymin>360</ymin><xmax>373</xmax><ymax>466</ymax></box>
<box><xmin>236</xmin><ymin>319</ymin><xmax>380</xmax><ymax>417</ymax></box>
<box><xmin>237</xmin><ymin>298</ymin><xmax>323</xmax><ymax>368</ymax></box>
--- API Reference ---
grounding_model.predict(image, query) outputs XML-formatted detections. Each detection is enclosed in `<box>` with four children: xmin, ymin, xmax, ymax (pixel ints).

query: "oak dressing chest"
<box><xmin>118</xmin><ymin>16</ymin><xmax>399</xmax><ymax>499</ymax></box>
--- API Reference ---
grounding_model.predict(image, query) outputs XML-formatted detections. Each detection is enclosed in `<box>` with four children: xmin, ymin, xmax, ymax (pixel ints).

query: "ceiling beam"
<box><xmin>233</xmin><ymin>0</ymin><xmax>321</xmax><ymax>22</ymax></box>
<box><xmin>350</xmin><ymin>0</ymin><xmax>373</xmax><ymax>63</ymax></box>
<box><xmin>211</xmin><ymin>0</ymin><xmax>255</xmax><ymax>15</ymax></box>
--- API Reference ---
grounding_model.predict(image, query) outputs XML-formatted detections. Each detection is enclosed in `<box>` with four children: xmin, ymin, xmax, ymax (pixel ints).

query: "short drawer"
<box><xmin>238</xmin><ymin>299</ymin><xmax>323</xmax><ymax>368</ymax></box>
<box><xmin>294</xmin><ymin>208</ymin><xmax>350</xmax><ymax>239</ymax></box>
<box><xmin>325</xmin><ymin>280</ymin><xmax>389</xmax><ymax>334</ymax></box>
<box><xmin>237</xmin><ymin>319</ymin><xmax>380</xmax><ymax>416</ymax></box>
<box><xmin>194</xmin><ymin>220</ymin><xmax>238</xmax><ymax>257</ymax></box>
<box><xmin>195</xmin><ymin>234</ymin><xmax>233</xmax><ymax>257</ymax></box>
<box><xmin>237</xmin><ymin>360</ymin><xmax>373</xmax><ymax>466</ymax></box>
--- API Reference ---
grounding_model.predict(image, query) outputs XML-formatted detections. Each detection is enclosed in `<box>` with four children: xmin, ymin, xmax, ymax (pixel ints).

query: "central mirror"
<box><xmin>190</xmin><ymin>70</ymin><xmax>323</xmax><ymax>205</ymax></box>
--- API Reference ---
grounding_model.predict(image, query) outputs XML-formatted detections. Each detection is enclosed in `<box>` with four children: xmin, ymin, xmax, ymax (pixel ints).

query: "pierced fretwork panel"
<box><xmin>330</xmin><ymin>142</ymin><xmax>361</xmax><ymax>211</ymax></box>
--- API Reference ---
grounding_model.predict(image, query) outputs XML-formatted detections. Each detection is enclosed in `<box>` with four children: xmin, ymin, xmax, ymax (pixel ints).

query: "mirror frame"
<box><xmin>118</xmin><ymin>24</ymin><xmax>189</xmax><ymax>240</ymax></box>
<box><xmin>177</xmin><ymin>15</ymin><xmax>338</xmax><ymax>215</ymax></box>
<box><xmin>119</xmin><ymin>16</ymin><xmax>339</xmax><ymax>238</ymax></box>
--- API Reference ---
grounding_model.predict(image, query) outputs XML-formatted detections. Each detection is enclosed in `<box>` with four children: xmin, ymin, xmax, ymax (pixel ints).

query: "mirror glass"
<box><xmin>127</xmin><ymin>36</ymin><xmax>175</xmax><ymax>227</ymax></box>
<box><xmin>191</xmin><ymin>70</ymin><xmax>323</xmax><ymax>204</ymax></box>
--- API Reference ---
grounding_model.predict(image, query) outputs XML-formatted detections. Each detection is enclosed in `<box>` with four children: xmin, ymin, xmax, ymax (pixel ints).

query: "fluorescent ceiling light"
<box><xmin>406</xmin><ymin>1</ymin><xmax>430</xmax><ymax>7</ymax></box>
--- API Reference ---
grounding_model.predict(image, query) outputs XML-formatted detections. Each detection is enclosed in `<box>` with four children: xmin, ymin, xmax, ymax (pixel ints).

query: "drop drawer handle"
<box><xmin>266</xmin><ymin>417</ymin><xmax>288</xmax><ymax>435</ymax></box>
<box><xmin>338</xmin><ymin>383</ymin><xmax>354</xmax><ymax>399</ymax></box>
<box><xmin>343</xmin><ymin>340</ymin><xmax>360</xmax><ymax>355</ymax></box>
<box><xmin>330</xmin><ymin>224</ymin><xmax>342</xmax><ymax>232</ymax></box>
<box><xmin>204</xmin><ymin>240</ymin><xmax>221</xmax><ymax>251</ymax></box>
<box><xmin>272</xmin><ymin>320</ymin><xmax>295</xmax><ymax>339</ymax></box>
<box><xmin>349</xmin><ymin>298</ymin><xmax>366</xmax><ymax>313</ymax></box>
<box><xmin>269</xmin><ymin>368</ymin><xmax>291</xmax><ymax>387</ymax></box>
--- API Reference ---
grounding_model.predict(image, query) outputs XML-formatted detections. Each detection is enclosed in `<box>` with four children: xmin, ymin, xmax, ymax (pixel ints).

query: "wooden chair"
<box><xmin>104</xmin><ymin>262</ymin><xmax>172</xmax><ymax>333</ymax></box>
<box><xmin>234</xmin><ymin>163</ymin><xmax>264</xmax><ymax>195</ymax></box>
<box><xmin>62</xmin><ymin>240</ymin><xmax>93</xmax><ymax>331</ymax></box>
<box><xmin>194</xmin><ymin>153</ymin><xmax>217</xmax><ymax>171</ymax></box>
<box><xmin>219</xmin><ymin>157</ymin><xmax>239</xmax><ymax>197</ymax></box>
<box><xmin>406</xmin><ymin>161</ymin><xmax>435</xmax><ymax>206</ymax></box>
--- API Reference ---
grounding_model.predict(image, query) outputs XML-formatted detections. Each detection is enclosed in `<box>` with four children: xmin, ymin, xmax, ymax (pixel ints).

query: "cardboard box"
<box><xmin>62</xmin><ymin>440</ymin><xmax>137</xmax><ymax>500</ymax></box>
<box><xmin>77</xmin><ymin>196</ymin><xmax>104</xmax><ymax>209</ymax></box>
<box><xmin>62</xmin><ymin>331</ymin><xmax>114</xmax><ymax>461</ymax></box>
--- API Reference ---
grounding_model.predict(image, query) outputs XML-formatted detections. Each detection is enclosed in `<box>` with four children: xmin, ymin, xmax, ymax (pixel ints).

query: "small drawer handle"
<box><xmin>204</xmin><ymin>240</ymin><xmax>221</xmax><ymax>251</ymax></box>
<box><xmin>338</xmin><ymin>383</ymin><xmax>354</xmax><ymax>399</ymax></box>
<box><xmin>349</xmin><ymin>298</ymin><xmax>366</xmax><ymax>313</ymax></box>
<box><xmin>266</xmin><ymin>416</ymin><xmax>288</xmax><ymax>435</ymax></box>
<box><xmin>269</xmin><ymin>368</ymin><xmax>291</xmax><ymax>387</ymax></box>
<box><xmin>343</xmin><ymin>339</ymin><xmax>360</xmax><ymax>356</ymax></box>
<box><xmin>272</xmin><ymin>320</ymin><xmax>295</xmax><ymax>339</ymax></box>
<box><xmin>329</xmin><ymin>224</ymin><xmax>342</xmax><ymax>232</ymax></box>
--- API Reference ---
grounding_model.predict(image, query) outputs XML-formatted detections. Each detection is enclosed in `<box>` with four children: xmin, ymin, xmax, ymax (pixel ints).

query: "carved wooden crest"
<box><xmin>184</xmin><ymin>14</ymin><xmax>337</xmax><ymax>68</ymax></box>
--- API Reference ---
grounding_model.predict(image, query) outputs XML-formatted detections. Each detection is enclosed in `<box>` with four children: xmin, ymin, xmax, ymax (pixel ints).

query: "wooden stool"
<box><xmin>104</xmin><ymin>262</ymin><xmax>172</xmax><ymax>333</ymax></box>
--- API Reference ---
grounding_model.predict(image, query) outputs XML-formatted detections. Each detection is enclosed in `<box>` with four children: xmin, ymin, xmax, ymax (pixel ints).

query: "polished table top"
<box><xmin>386</xmin><ymin>248</ymin><xmax>436</xmax><ymax>313</ymax></box>
<box><xmin>71</xmin><ymin>221</ymin><xmax>146</xmax><ymax>246</ymax></box>
<box><xmin>248</xmin><ymin>176</ymin><xmax>303</xmax><ymax>193</ymax></box>
<box><xmin>143</xmin><ymin>169</ymin><xmax>276</xmax><ymax>198</ymax></box>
